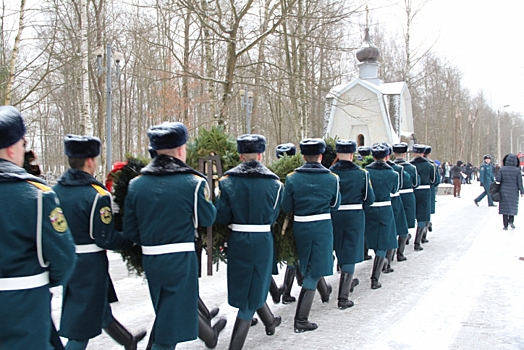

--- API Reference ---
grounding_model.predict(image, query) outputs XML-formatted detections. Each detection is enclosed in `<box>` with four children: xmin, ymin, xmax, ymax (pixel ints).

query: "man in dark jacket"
<box><xmin>0</xmin><ymin>106</ymin><xmax>76</xmax><ymax>350</ymax></box>
<box><xmin>450</xmin><ymin>161</ymin><xmax>464</xmax><ymax>197</ymax></box>
<box><xmin>474</xmin><ymin>155</ymin><xmax>496</xmax><ymax>207</ymax></box>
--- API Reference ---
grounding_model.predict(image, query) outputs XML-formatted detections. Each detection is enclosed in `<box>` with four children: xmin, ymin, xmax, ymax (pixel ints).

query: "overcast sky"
<box><xmin>369</xmin><ymin>0</ymin><xmax>524</xmax><ymax>115</ymax></box>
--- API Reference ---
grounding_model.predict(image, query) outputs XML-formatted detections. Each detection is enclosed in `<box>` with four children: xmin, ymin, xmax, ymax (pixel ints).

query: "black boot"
<box><xmin>422</xmin><ymin>223</ymin><xmax>429</xmax><ymax>243</ymax></box>
<box><xmin>199</xmin><ymin>297</ymin><xmax>219</xmax><ymax>323</ymax></box>
<box><xmin>269</xmin><ymin>277</ymin><xmax>283</xmax><ymax>304</ymax></box>
<box><xmin>228</xmin><ymin>317</ymin><xmax>251</xmax><ymax>350</ymax></box>
<box><xmin>293</xmin><ymin>288</ymin><xmax>318</xmax><ymax>333</ymax></box>
<box><xmin>371</xmin><ymin>256</ymin><xmax>385</xmax><ymax>289</ymax></box>
<box><xmin>316</xmin><ymin>277</ymin><xmax>332</xmax><ymax>303</ymax></box>
<box><xmin>382</xmin><ymin>249</ymin><xmax>395</xmax><ymax>273</ymax></box>
<box><xmin>281</xmin><ymin>266</ymin><xmax>296</xmax><ymax>304</ymax></box>
<box><xmin>103</xmin><ymin>318</ymin><xmax>147</xmax><ymax>350</ymax></box>
<box><xmin>397</xmin><ymin>235</ymin><xmax>408</xmax><ymax>262</ymax></box>
<box><xmin>198</xmin><ymin>312</ymin><xmax>227</xmax><ymax>349</ymax></box>
<box><xmin>337</xmin><ymin>273</ymin><xmax>355</xmax><ymax>309</ymax></box>
<box><xmin>414</xmin><ymin>227</ymin><xmax>424</xmax><ymax>251</ymax></box>
<box><xmin>364</xmin><ymin>242</ymin><xmax>372</xmax><ymax>260</ymax></box>
<box><xmin>295</xmin><ymin>264</ymin><xmax>304</xmax><ymax>287</ymax></box>
<box><xmin>256</xmin><ymin>303</ymin><xmax>281</xmax><ymax>336</ymax></box>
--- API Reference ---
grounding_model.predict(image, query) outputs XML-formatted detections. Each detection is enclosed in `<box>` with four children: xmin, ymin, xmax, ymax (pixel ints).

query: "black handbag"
<box><xmin>489</xmin><ymin>182</ymin><xmax>501</xmax><ymax>202</ymax></box>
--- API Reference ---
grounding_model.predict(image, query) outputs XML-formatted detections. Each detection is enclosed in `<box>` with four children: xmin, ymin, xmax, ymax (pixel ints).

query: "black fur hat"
<box><xmin>64</xmin><ymin>134</ymin><xmax>101</xmax><ymax>158</ymax></box>
<box><xmin>275</xmin><ymin>143</ymin><xmax>296</xmax><ymax>158</ymax></box>
<box><xmin>0</xmin><ymin>106</ymin><xmax>26</xmax><ymax>149</ymax></box>
<box><xmin>237</xmin><ymin>134</ymin><xmax>266</xmax><ymax>154</ymax></box>
<box><xmin>371</xmin><ymin>145</ymin><xmax>388</xmax><ymax>159</ymax></box>
<box><xmin>358</xmin><ymin>146</ymin><xmax>371</xmax><ymax>156</ymax></box>
<box><xmin>148</xmin><ymin>122</ymin><xmax>188</xmax><ymax>150</ymax></box>
<box><xmin>412</xmin><ymin>144</ymin><xmax>426</xmax><ymax>154</ymax></box>
<box><xmin>300</xmin><ymin>138</ymin><xmax>326</xmax><ymax>155</ymax></box>
<box><xmin>336</xmin><ymin>139</ymin><xmax>357</xmax><ymax>154</ymax></box>
<box><xmin>392</xmin><ymin>142</ymin><xmax>409</xmax><ymax>154</ymax></box>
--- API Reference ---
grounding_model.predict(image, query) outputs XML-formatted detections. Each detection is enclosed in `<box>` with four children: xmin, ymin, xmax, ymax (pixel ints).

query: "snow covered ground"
<box><xmin>51</xmin><ymin>183</ymin><xmax>524</xmax><ymax>349</ymax></box>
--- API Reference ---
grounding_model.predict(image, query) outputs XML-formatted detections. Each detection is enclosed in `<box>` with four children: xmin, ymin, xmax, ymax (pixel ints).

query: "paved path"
<box><xmin>51</xmin><ymin>183</ymin><xmax>524</xmax><ymax>349</ymax></box>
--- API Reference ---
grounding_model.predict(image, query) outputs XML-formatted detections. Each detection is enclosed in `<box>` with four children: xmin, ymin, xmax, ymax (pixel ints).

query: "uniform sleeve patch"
<box><xmin>49</xmin><ymin>207</ymin><xmax>68</xmax><ymax>232</ymax></box>
<box><xmin>99</xmin><ymin>206</ymin><xmax>112</xmax><ymax>224</ymax></box>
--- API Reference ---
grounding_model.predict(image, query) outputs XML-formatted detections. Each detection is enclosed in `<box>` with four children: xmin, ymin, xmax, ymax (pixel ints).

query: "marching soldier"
<box><xmin>275</xmin><ymin>143</ymin><xmax>302</xmax><ymax>305</ymax></box>
<box><xmin>358</xmin><ymin>146</ymin><xmax>373</xmax><ymax>260</ymax></box>
<box><xmin>364</xmin><ymin>145</ymin><xmax>398</xmax><ymax>289</ymax></box>
<box><xmin>0</xmin><ymin>106</ymin><xmax>76</xmax><ymax>349</ymax></box>
<box><xmin>383</xmin><ymin>143</ymin><xmax>409</xmax><ymax>272</ymax></box>
<box><xmin>53</xmin><ymin>135</ymin><xmax>146</xmax><ymax>350</ymax></box>
<box><xmin>142</xmin><ymin>142</ymin><xmax>226</xmax><ymax>350</ymax></box>
<box><xmin>474</xmin><ymin>154</ymin><xmax>496</xmax><ymax>207</ymax></box>
<box><xmin>215</xmin><ymin>134</ymin><xmax>283</xmax><ymax>349</ymax></box>
<box><xmin>330</xmin><ymin>140</ymin><xmax>375</xmax><ymax>309</ymax></box>
<box><xmin>282</xmin><ymin>138</ymin><xmax>341</xmax><ymax>332</ymax></box>
<box><xmin>423</xmin><ymin>146</ymin><xmax>440</xmax><ymax>242</ymax></box>
<box><xmin>392</xmin><ymin>142</ymin><xmax>419</xmax><ymax>260</ymax></box>
<box><xmin>410</xmin><ymin>144</ymin><xmax>436</xmax><ymax>251</ymax></box>
<box><xmin>123</xmin><ymin>122</ymin><xmax>219</xmax><ymax>350</ymax></box>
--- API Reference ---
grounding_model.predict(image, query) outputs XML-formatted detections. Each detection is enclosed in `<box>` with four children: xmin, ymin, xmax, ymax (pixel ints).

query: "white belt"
<box><xmin>229</xmin><ymin>224</ymin><xmax>271</xmax><ymax>232</ymax></box>
<box><xmin>390</xmin><ymin>192</ymin><xmax>400</xmax><ymax>197</ymax></box>
<box><xmin>76</xmin><ymin>244</ymin><xmax>104</xmax><ymax>254</ymax></box>
<box><xmin>0</xmin><ymin>271</ymin><xmax>49</xmax><ymax>291</ymax></box>
<box><xmin>399</xmin><ymin>188</ymin><xmax>414</xmax><ymax>194</ymax></box>
<box><xmin>370</xmin><ymin>201</ymin><xmax>391</xmax><ymax>207</ymax></box>
<box><xmin>338</xmin><ymin>204</ymin><xmax>363</xmax><ymax>210</ymax></box>
<box><xmin>294</xmin><ymin>213</ymin><xmax>331</xmax><ymax>222</ymax></box>
<box><xmin>142</xmin><ymin>242</ymin><xmax>195</xmax><ymax>255</ymax></box>
<box><xmin>415</xmin><ymin>185</ymin><xmax>431</xmax><ymax>190</ymax></box>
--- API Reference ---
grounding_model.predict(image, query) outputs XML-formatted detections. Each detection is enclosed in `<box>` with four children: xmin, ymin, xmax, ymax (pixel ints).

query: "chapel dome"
<box><xmin>356</xmin><ymin>28</ymin><xmax>380</xmax><ymax>63</ymax></box>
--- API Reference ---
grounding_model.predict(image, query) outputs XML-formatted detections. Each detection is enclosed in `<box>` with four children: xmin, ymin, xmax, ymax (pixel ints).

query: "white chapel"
<box><xmin>324</xmin><ymin>28</ymin><xmax>415</xmax><ymax>146</ymax></box>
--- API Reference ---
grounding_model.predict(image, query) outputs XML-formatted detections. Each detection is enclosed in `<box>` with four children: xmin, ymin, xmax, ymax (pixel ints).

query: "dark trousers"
<box><xmin>503</xmin><ymin>215</ymin><xmax>514</xmax><ymax>228</ymax></box>
<box><xmin>452</xmin><ymin>178</ymin><xmax>461</xmax><ymax>197</ymax></box>
<box><xmin>475</xmin><ymin>183</ymin><xmax>494</xmax><ymax>206</ymax></box>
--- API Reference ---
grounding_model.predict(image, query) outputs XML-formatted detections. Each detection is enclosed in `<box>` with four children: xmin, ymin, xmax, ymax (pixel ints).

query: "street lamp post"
<box><xmin>510</xmin><ymin>119</ymin><xmax>515</xmax><ymax>154</ymax></box>
<box><xmin>239</xmin><ymin>86</ymin><xmax>254</xmax><ymax>134</ymax></box>
<box><xmin>517</xmin><ymin>135</ymin><xmax>524</xmax><ymax>153</ymax></box>
<box><xmin>497</xmin><ymin>104</ymin><xmax>510</xmax><ymax>163</ymax></box>
<box><xmin>95</xmin><ymin>43</ymin><xmax>123</xmax><ymax>174</ymax></box>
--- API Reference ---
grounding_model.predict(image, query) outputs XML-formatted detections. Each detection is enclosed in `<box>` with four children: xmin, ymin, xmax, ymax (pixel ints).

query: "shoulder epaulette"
<box><xmin>27</xmin><ymin>180</ymin><xmax>52</xmax><ymax>192</ymax></box>
<box><xmin>91</xmin><ymin>184</ymin><xmax>109</xmax><ymax>196</ymax></box>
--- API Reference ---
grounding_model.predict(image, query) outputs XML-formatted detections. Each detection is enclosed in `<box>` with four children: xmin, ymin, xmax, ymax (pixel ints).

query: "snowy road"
<box><xmin>51</xmin><ymin>183</ymin><xmax>524</xmax><ymax>349</ymax></box>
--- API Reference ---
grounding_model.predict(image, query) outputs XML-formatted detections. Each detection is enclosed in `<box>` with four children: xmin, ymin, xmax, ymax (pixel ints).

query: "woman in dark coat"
<box><xmin>496</xmin><ymin>154</ymin><xmax>524</xmax><ymax>230</ymax></box>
